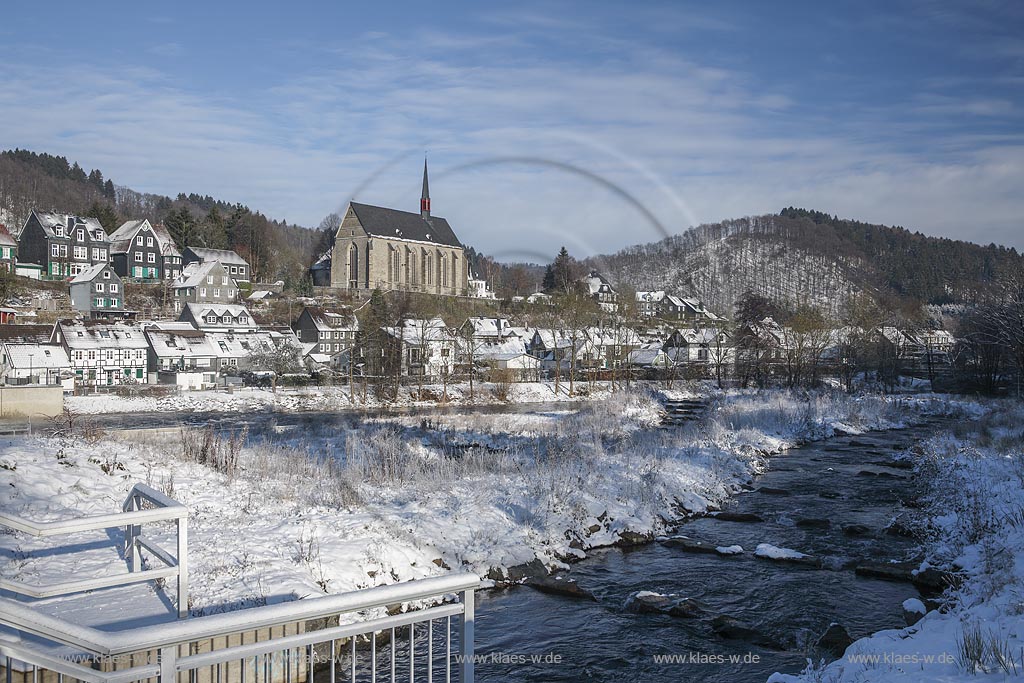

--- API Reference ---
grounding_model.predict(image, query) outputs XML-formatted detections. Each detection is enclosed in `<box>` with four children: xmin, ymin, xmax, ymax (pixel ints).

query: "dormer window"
<box><xmin>100</xmin><ymin>331</ymin><xmax>110</xmax><ymax>338</ymax></box>
<box><xmin>77</xmin><ymin>230</ymin><xmax>84</xmax><ymax>241</ymax></box>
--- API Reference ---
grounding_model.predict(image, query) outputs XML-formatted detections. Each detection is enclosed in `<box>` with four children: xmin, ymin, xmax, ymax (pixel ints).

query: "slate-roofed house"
<box><xmin>69</xmin><ymin>264</ymin><xmax>127</xmax><ymax>318</ymax></box>
<box><xmin>0</xmin><ymin>224</ymin><xmax>17</xmax><ymax>273</ymax></box>
<box><xmin>0</xmin><ymin>324</ymin><xmax>71</xmax><ymax>386</ymax></box>
<box><xmin>144</xmin><ymin>328</ymin><xmax>218</xmax><ymax>389</ymax></box>
<box><xmin>635</xmin><ymin>291</ymin><xmax>723</xmax><ymax>324</ymax></box>
<box><xmin>179</xmin><ymin>302</ymin><xmax>256</xmax><ymax>332</ymax></box>
<box><xmin>580</xmin><ymin>270</ymin><xmax>618</xmax><ymax>313</ymax></box>
<box><xmin>16</xmin><ymin>211</ymin><xmax>111</xmax><ymax>278</ymax></box>
<box><xmin>292</xmin><ymin>306</ymin><xmax>358</xmax><ymax>357</ymax></box>
<box><xmin>170</xmin><ymin>261</ymin><xmax>239</xmax><ymax>312</ymax></box>
<box><xmin>314</xmin><ymin>162</ymin><xmax>469</xmax><ymax>297</ymax></box>
<box><xmin>109</xmin><ymin>219</ymin><xmax>182</xmax><ymax>281</ymax></box>
<box><xmin>53</xmin><ymin>319</ymin><xmax>149</xmax><ymax>387</ymax></box>
<box><xmin>183</xmin><ymin>247</ymin><xmax>250</xmax><ymax>282</ymax></box>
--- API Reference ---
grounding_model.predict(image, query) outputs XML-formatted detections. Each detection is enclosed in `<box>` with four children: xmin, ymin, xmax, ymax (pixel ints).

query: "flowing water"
<box><xmin>473</xmin><ymin>422</ymin><xmax>935</xmax><ymax>683</ymax></box>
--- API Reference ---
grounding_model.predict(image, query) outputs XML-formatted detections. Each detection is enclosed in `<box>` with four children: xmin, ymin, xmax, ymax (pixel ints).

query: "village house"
<box><xmin>580</xmin><ymin>270</ymin><xmax>618</xmax><ymax>312</ymax></box>
<box><xmin>16</xmin><ymin>211</ymin><xmax>111</xmax><ymax>278</ymax></box>
<box><xmin>0</xmin><ymin>224</ymin><xmax>17</xmax><ymax>272</ymax></box>
<box><xmin>0</xmin><ymin>324</ymin><xmax>72</xmax><ymax>387</ymax></box>
<box><xmin>109</xmin><ymin>219</ymin><xmax>183</xmax><ymax>281</ymax></box>
<box><xmin>636</xmin><ymin>291</ymin><xmax>724</xmax><ymax>325</ymax></box>
<box><xmin>381</xmin><ymin>317</ymin><xmax>459</xmax><ymax>379</ymax></box>
<box><xmin>170</xmin><ymin>261</ymin><xmax>239</xmax><ymax>312</ymax></box>
<box><xmin>312</xmin><ymin>162</ymin><xmax>469</xmax><ymax>297</ymax></box>
<box><xmin>53</xmin><ymin>319</ymin><xmax>149</xmax><ymax>387</ymax></box>
<box><xmin>583</xmin><ymin>326</ymin><xmax>642</xmax><ymax>370</ymax></box>
<box><xmin>68</xmin><ymin>263</ymin><xmax>128</xmax><ymax>319</ymax></box>
<box><xmin>292</xmin><ymin>306</ymin><xmax>358</xmax><ymax>357</ymax></box>
<box><xmin>183</xmin><ymin>246</ymin><xmax>251</xmax><ymax>283</ymax></box>
<box><xmin>664</xmin><ymin>327</ymin><xmax>733</xmax><ymax>364</ymax></box>
<box><xmin>144</xmin><ymin>327</ymin><xmax>218</xmax><ymax>389</ymax></box>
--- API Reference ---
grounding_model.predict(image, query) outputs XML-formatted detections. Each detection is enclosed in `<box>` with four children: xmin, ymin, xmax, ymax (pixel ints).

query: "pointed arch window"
<box><xmin>348</xmin><ymin>244</ymin><xmax>359</xmax><ymax>288</ymax></box>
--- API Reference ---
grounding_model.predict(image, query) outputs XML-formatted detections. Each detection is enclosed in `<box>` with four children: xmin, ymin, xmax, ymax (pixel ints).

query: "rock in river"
<box><xmin>711</xmin><ymin>615</ymin><xmax>784</xmax><ymax>650</ymax></box>
<box><xmin>710</xmin><ymin>511</ymin><xmax>765</xmax><ymax>523</ymax></box>
<box><xmin>625</xmin><ymin>591</ymin><xmax>704</xmax><ymax>618</ymax></box>
<box><xmin>815</xmin><ymin>623</ymin><xmax>854</xmax><ymax>657</ymax></box>
<box><xmin>526</xmin><ymin>576</ymin><xmax>596</xmax><ymax>601</ymax></box>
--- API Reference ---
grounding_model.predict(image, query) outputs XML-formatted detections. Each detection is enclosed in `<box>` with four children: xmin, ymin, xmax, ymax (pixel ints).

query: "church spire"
<box><xmin>420</xmin><ymin>157</ymin><xmax>431</xmax><ymax>219</ymax></box>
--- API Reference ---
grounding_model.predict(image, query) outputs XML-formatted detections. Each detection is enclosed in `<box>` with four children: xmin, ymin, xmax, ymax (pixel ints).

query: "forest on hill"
<box><xmin>584</xmin><ymin>208</ymin><xmax>1023</xmax><ymax>318</ymax></box>
<box><xmin>0</xmin><ymin>149</ymin><xmax>322</xmax><ymax>287</ymax></box>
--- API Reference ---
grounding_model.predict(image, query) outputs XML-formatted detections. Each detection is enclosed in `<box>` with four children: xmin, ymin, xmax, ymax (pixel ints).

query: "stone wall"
<box><xmin>0</xmin><ymin>385</ymin><xmax>63</xmax><ymax>418</ymax></box>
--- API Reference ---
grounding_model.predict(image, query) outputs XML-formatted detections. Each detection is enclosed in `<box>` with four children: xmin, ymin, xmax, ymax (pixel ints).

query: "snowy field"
<box><xmin>0</xmin><ymin>388</ymin><xmax>948</xmax><ymax>625</ymax></box>
<box><xmin>62</xmin><ymin>380</ymin><xmax>687</xmax><ymax>415</ymax></box>
<box><xmin>771</xmin><ymin>399</ymin><xmax>1024</xmax><ymax>683</ymax></box>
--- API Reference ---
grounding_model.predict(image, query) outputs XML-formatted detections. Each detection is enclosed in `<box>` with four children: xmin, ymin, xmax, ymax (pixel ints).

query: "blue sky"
<box><xmin>1</xmin><ymin>0</ymin><xmax>1022</xmax><ymax>262</ymax></box>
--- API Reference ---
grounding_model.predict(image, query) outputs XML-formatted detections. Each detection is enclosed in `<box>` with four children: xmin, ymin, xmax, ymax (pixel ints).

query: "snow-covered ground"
<box><xmin>1</xmin><ymin>389</ymin><xmax>946</xmax><ymax>624</ymax></box>
<box><xmin>63</xmin><ymin>380</ymin><xmax>680</xmax><ymax>415</ymax></box>
<box><xmin>771</xmin><ymin>399</ymin><xmax>1024</xmax><ymax>683</ymax></box>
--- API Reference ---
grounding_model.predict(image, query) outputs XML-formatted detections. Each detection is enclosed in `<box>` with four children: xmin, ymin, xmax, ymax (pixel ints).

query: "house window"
<box><xmin>110</xmin><ymin>283</ymin><xmax>119</xmax><ymax>293</ymax></box>
<box><xmin>148</xmin><ymin>253</ymin><xmax>156</xmax><ymax>263</ymax></box>
<box><xmin>137</xmin><ymin>236</ymin><xmax>144</xmax><ymax>245</ymax></box>
<box><xmin>74</xmin><ymin>246</ymin><xmax>87</xmax><ymax>260</ymax></box>
<box><xmin>213</xmin><ymin>288</ymin><xmax>220</xmax><ymax>297</ymax></box>
<box><xmin>221</xmin><ymin>277</ymin><xmax>228</xmax><ymax>285</ymax></box>
<box><xmin>94</xmin><ymin>297</ymin><xmax>104</xmax><ymax>308</ymax></box>
<box><xmin>207</xmin><ymin>276</ymin><xmax>213</xmax><ymax>284</ymax></box>
<box><xmin>206</xmin><ymin>315</ymin><xmax>217</xmax><ymax>324</ymax></box>
<box><xmin>109</xmin><ymin>298</ymin><xmax>119</xmax><ymax>308</ymax></box>
<box><xmin>147</xmin><ymin>237</ymin><xmax>153</xmax><ymax>247</ymax></box>
<box><xmin>59</xmin><ymin>245</ymin><xmax>67</xmax><ymax>257</ymax></box>
<box><xmin>95</xmin><ymin>283</ymin><xmax>105</xmax><ymax>292</ymax></box>
<box><xmin>78</xmin><ymin>230</ymin><xmax>85</xmax><ymax>241</ymax></box>
<box><xmin>230</xmin><ymin>266</ymin><xmax>237</xmax><ymax>274</ymax></box>
<box><xmin>104</xmin><ymin>270</ymin><xmax>110</xmax><ymax>279</ymax></box>
<box><xmin>135</xmin><ymin>252</ymin><xmax>143</xmax><ymax>262</ymax></box>
<box><xmin>240</xmin><ymin>316</ymin><xmax>248</xmax><ymax>324</ymax></box>
<box><xmin>200</xmin><ymin>287</ymin><xmax>207</xmax><ymax>296</ymax></box>
<box><xmin>98</xmin><ymin>250</ymin><xmax>106</xmax><ymax>260</ymax></box>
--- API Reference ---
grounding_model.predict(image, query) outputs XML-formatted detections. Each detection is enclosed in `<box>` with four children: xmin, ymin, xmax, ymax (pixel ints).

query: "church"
<box><xmin>311</xmin><ymin>161</ymin><xmax>469</xmax><ymax>297</ymax></box>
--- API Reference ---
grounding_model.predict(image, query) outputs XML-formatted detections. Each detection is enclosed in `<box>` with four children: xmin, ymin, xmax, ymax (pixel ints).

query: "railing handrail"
<box><xmin>0</xmin><ymin>507</ymin><xmax>185</xmax><ymax>537</ymax></box>
<box><xmin>0</xmin><ymin>572</ymin><xmax>481</xmax><ymax>656</ymax></box>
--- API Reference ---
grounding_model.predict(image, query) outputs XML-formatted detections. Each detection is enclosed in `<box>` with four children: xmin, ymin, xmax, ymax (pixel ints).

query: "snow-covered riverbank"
<box><xmin>0</xmin><ymin>390</ymin><xmax>955</xmax><ymax>620</ymax></box>
<box><xmin>770</xmin><ymin>399</ymin><xmax>1024</xmax><ymax>683</ymax></box>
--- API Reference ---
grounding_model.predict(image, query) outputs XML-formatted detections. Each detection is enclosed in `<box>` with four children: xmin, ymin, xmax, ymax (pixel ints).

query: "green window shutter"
<box><xmin>137</xmin><ymin>368</ymin><xmax>143</xmax><ymax>379</ymax></box>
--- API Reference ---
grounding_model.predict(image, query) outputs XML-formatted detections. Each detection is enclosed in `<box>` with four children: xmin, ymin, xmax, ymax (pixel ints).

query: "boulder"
<box><xmin>711</xmin><ymin>615</ymin><xmax>784</xmax><ymax>650</ymax></box>
<box><xmin>841</xmin><ymin>524</ymin><xmax>872</xmax><ymax>537</ymax></box>
<box><xmin>625</xmin><ymin>591</ymin><xmax>704</xmax><ymax>618</ymax></box>
<box><xmin>854</xmin><ymin>561</ymin><xmax>917</xmax><ymax>582</ymax></box>
<box><xmin>506</xmin><ymin>558</ymin><xmax>547</xmax><ymax>582</ymax></box>
<box><xmin>711</xmin><ymin>511</ymin><xmax>765</xmax><ymax>523</ymax></box>
<box><xmin>815</xmin><ymin>623</ymin><xmax>854</xmax><ymax>657</ymax></box>
<box><xmin>526</xmin><ymin>576</ymin><xmax>597</xmax><ymax>601</ymax></box>
<box><xmin>884</xmin><ymin>519</ymin><xmax>917</xmax><ymax>539</ymax></box>
<box><xmin>661</xmin><ymin>537</ymin><xmax>721</xmax><ymax>554</ymax></box>
<box><xmin>902</xmin><ymin>598</ymin><xmax>926</xmax><ymax>626</ymax></box>
<box><xmin>615</xmin><ymin>530</ymin><xmax>655</xmax><ymax>547</ymax></box>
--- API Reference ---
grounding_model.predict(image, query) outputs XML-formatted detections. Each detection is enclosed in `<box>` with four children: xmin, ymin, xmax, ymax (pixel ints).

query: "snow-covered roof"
<box><xmin>30</xmin><ymin>211</ymin><xmax>110</xmax><ymax>242</ymax></box>
<box><xmin>109</xmin><ymin>219</ymin><xmax>180</xmax><ymax>257</ymax></box>
<box><xmin>580</xmin><ymin>270</ymin><xmax>615</xmax><ymax>296</ymax></box>
<box><xmin>186</xmin><ymin>246</ymin><xmax>248</xmax><ymax>266</ymax></box>
<box><xmin>669</xmin><ymin>327</ymin><xmax>727</xmax><ymax>346</ymax></box>
<box><xmin>173</xmin><ymin>261</ymin><xmax>231</xmax><ymax>290</ymax></box>
<box><xmin>384</xmin><ymin>317</ymin><xmax>455</xmax><ymax>345</ymax></box>
<box><xmin>586</xmin><ymin>327</ymin><xmax>642</xmax><ymax>346</ymax></box>
<box><xmin>462</xmin><ymin>317</ymin><xmax>517</xmax><ymax>340</ymax></box>
<box><xmin>145</xmin><ymin>329</ymin><xmax>219</xmax><ymax>359</ymax></box>
<box><xmin>636</xmin><ymin>291</ymin><xmax>666</xmax><ymax>303</ymax></box>
<box><xmin>3</xmin><ymin>343</ymin><xmax>70</xmax><ymax>370</ymax></box>
<box><xmin>301</xmin><ymin>306</ymin><xmax>357</xmax><ymax>331</ymax></box>
<box><xmin>0</xmin><ymin>324</ymin><xmax>53</xmax><ymax>344</ymax></box>
<box><xmin>531</xmin><ymin>329</ymin><xmax>572</xmax><ymax>349</ymax></box>
<box><xmin>69</xmin><ymin>263</ymin><xmax>114</xmax><ymax>284</ymax></box>
<box><xmin>205</xmin><ymin>331</ymin><xmax>276</xmax><ymax>359</ymax></box>
<box><xmin>57</xmin><ymin>320</ymin><xmax>148</xmax><ymax>349</ymax></box>
<box><xmin>183</xmin><ymin>302</ymin><xmax>254</xmax><ymax>328</ymax></box>
<box><xmin>626</xmin><ymin>348</ymin><xmax>668</xmax><ymax>366</ymax></box>
<box><xmin>248</xmin><ymin>290</ymin><xmax>273</xmax><ymax>301</ymax></box>
<box><xmin>0</xmin><ymin>224</ymin><xmax>16</xmax><ymax>247</ymax></box>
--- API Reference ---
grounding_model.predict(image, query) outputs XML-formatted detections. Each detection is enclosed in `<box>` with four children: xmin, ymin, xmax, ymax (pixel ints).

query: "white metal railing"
<box><xmin>1</xmin><ymin>573</ymin><xmax>479</xmax><ymax>683</ymax></box>
<box><xmin>0</xmin><ymin>483</ymin><xmax>188</xmax><ymax>617</ymax></box>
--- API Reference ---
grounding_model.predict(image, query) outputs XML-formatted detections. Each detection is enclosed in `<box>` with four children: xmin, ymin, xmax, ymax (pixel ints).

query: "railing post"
<box><xmin>159</xmin><ymin>645</ymin><xmax>177</xmax><ymax>683</ymax></box>
<box><xmin>458</xmin><ymin>588</ymin><xmax>474</xmax><ymax>683</ymax></box>
<box><xmin>177</xmin><ymin>514</ymin><xmax>189</xmax><ymax>619</ymax></box>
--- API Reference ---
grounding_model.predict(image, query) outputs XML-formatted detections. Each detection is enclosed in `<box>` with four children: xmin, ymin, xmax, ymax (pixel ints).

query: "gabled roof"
<box><xmin>3</xmin><ymin>343</ymin><xmax>70</xmax><ymax>370</ymax></box>
<box><xmin>383</xmin><ymin>317</ymin><xmax>455</xmax><ymax>344</ymax></box>
<box><xmin>27</xmin><ymin>211</ymin><xmax>110</xmax><ymax>242</ymax></box>
<box><xmin>301</xmin><ymin>306</ymin><xmax>357</xmax><ymax>331</ymax></box>
<box><xmin>108</xmin><ymin>219</ymin><xmax>182</xmax><ymax>258</ymax></box>
<box><xmin>0</xmin><ymin>224</ymin><xmax>16</xmax><ymax>247</ymax></box>
<box><xmin>145</xmin><ymin>329</ymin><xmax>219</xmax><ymax>359</ymax></box>
<box><xmin>56</xmin><ymin>320</ymin><xmax>148</xmax><ymax>349</ymax></box>
<box><xmin>348</xmin><ymin>202</ymin><xmax>461</xmax><ymax>248</ymax></box>
<box><xmin>462</xmin><ymin>317</ymin><xmax>517</xmax><ymax>339</ymax></box>
<box><xmin>173</xmin><ymin>261</ymin><xmax>227</xmax><ymax>289</ymax></box>
<box><xmin>185</xmin><ymin>246</ymin><xmax>248</xmax><ymax>266</ymax></box>
<box><xmin>0</xmin><ymin>324</ymin><xmax>54</xmax><ymax>344</ymax></box>
<box><xmin>184</xmin><ymin>302</ymin><xmax>253</xmax><ymax>322</ymax></box>
<box><xmin>69</xmin><ymin>263</ymin><xmax>114</xmax><ymax>284</ymax></box>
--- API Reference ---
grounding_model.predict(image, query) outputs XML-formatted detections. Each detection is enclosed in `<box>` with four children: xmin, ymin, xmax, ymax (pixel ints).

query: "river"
<box><xmin>472</xmin><ymin>421</ymin><xmax>934</xmax><ymax>682</ymax></box>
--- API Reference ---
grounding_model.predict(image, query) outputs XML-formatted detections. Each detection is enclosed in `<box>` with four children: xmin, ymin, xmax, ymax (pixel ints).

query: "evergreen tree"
<box><xmin>86</xmin><ymin>201</ymin><xmax>120</xmax><ymax>232</ymax></box>
<box><xmin>541</xmin><ymin>265</ymin><xmax>555</xmax><ymax>292</ymax></box>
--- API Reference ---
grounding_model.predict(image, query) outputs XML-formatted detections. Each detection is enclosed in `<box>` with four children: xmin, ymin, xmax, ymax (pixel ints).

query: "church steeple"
<box><xmin>420</xmin><ymin>157</ymin><xmax>431</xmax><ymax>219</ymax></box>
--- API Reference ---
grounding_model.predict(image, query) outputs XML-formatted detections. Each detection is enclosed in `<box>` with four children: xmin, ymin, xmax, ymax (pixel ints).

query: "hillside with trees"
<box><xmin>587</xmin><ymin>208</ymin><xmax>1023</xmax><ymax>318</ymax></box>
<box><xmin>0</xmin><ymin>149</ymin><xmax>320</xmax><ymax>287</ymax></box>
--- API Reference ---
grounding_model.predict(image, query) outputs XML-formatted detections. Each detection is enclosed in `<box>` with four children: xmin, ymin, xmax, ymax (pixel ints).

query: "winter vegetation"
<box><xmin>0</xmin><ymin>388</ymin><xmax>932</xmax><ymax>616</ymax></box>
<box><xmin>772</xmin><ymin>399</ymin><xmax>1024</xmax><ymax>682</ymax></box>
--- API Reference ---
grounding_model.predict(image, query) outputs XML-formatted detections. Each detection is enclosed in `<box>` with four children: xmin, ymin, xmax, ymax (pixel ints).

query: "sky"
<box><xmin>1</xmin><ymin>0</ymin><xmax>1022</xmax><ymax>264</ymax></box>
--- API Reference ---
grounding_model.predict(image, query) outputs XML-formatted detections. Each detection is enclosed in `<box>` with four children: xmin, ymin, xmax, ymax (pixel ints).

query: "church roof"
<box><xmin>348</xmin><ymin>202</ymin><xmax>461</xmax><ymax>248</ymax></box>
